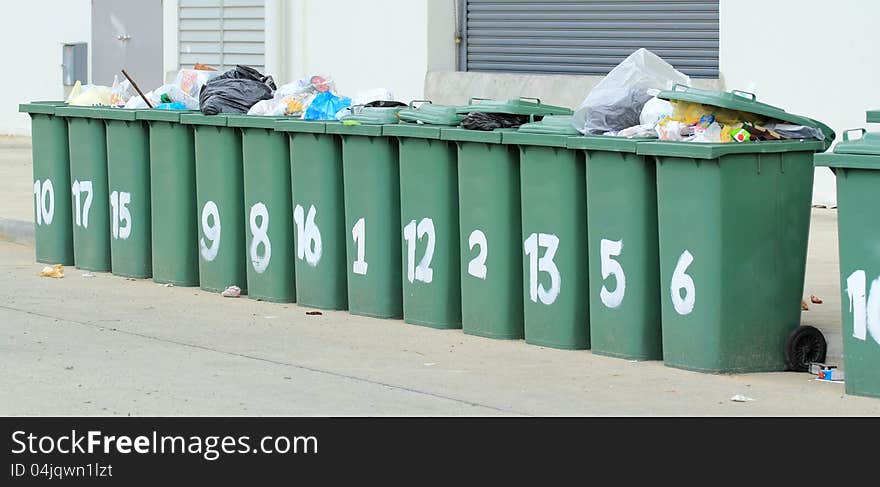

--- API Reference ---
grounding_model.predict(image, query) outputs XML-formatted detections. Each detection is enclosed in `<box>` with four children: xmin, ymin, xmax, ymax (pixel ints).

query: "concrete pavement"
<box><xmin>1</xmin><ymin>136</ymin><xmax>874</xmax><ymax>416</ymax></box>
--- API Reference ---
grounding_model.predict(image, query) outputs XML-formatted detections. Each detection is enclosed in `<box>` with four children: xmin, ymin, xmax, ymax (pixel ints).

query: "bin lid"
<box><xmin>136</xmin><ymin>110</ymin><xmax>198</xmax><ymax>122</ymax></box>
<box><xmin>398</xmin><ymin>101</ymin><xmax>464</xmax><ymax>126</ymax></box>
<box><xmin>830</xmin><ymin>129</ymin><xmax>880</xmax><ymax>155</ymax></box>
<box><xmin>19</xmin><ymin>101</ymin><xmax>66</xmax><ymax>115</ymax></box>
<box><xmin>180</xmin><ymin>113</ymin><xmax>229</xmax><ymax>127</ymax></box>
<box><xmin>226</xmin><ymin>115</ymin><xmax>288</xmax><ymax>129</ymax></box>
<box><xmin>274</xmin><ymin>119</ymin><xmax>327</xmax><ymax>134</ymax></box>
<box><xmin>867</xmin><ymin>110</ymin><xmax>880</xmax><ymax>124</ymax></box>
<box><xmin>456</xmin><ymin>97</ymin><xmax>573</xmax><ymax>116</ymax></box>
<box><xmin>439</xmin><ymin>127</ymin><xmax>507</xmax><ymax>143</ymax></box>
<box><xmin>566</xmin><ymin>135</ymin><xmax>648</xmax><ymax>153</ymax></box>
<box><xmin>54</xmin><ymin>106</ymin><xmax>107</xmax><ymax>119</ymax></box>
<box><xmin>89</xmin><ymin>108</ymin><xmax>141</xmax><ymax>121</ymax></box>
<box><xmin>814</xmin><ymin>131</ymin><xmax>880</xmax><ymax>169</ymax></box>
<box><xmin>501</xmin><ymin>115</ymin><xmax>579</xmax><ymax>148</ymax></box>
<box><xmin>657</xmin><ymin>84</ymin><xmax>835</xmax><ymax>150</ymax></box>
<box><xmin>339</xmin><ymin>106</ymin><xmax>401</xmax><ymax>125</ymax></box>
<box><xmin>517</xmin><ymin>115</ymin><xmax>581</xmax><ymax>135</ymax></box>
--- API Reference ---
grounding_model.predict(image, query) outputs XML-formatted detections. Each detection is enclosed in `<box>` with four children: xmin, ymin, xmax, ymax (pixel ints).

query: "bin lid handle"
<box><xmin>408</xmin><ymin>100</ymin><xmax>432</xmax><ymax>109</ymax></box>
<box><xmin>671</xmin><ymin>83</ymin><xmax>690</xmax><ymax>92</ymax></box>
<box><xmin>843</xmin><ymin>128</ymin><xmax>867</xmax><ymax>141</ymax></box>
<box><xmin>732</xmin><ymin>89</ymin><xmax>757</xmax><ymax>101</ymax></box>
<box><xmin>468</xmin><ymin>97</ymin><xmax>491</xmax><ymax>105</ymax></box>
<box><xmin>519</xmin><ymin>97</ymin><xmax>541</xmax><ymax>105</ymax></box>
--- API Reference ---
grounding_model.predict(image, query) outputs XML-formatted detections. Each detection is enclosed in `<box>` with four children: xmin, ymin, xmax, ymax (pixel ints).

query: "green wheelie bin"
<box><xmin>814</xmin><ymin>127</ymin><xmax>880</xmax><ymax>398</ymax></box>
<box><xmin>275</xmin><ymin>120</ymin><xmax>347</xmax><ymax>310</ymax></box>
<box><xmin>327</xmin><ymin>107</ymin><xmax>403</xmax><ymax>318</ymax></box>
<box><xmin>19</xmin><ymin>102</ymin><xmax>74</xmax><ymax>265</ymax></box>
<box><xmin>503</xmin><ymin>115</ymin><xmax>589</xmax><ymax>350</ymax></box>
<box><xmin>137</xmin><ymin>109</ymin><xmax>199</xmax><ymax>286</ymax></box>
<box><xmin>637</xmin><ymin>85</ymin><xmax>834</xmax><ymax>373</ymax></box>
<box><xmin>181</xmin><ymin>113</ymin><xmax>247</xmax><ymax>294</ymax></box>
<box><xmin>228</xmin><ymin>115</ymin><xmax>296</xmax><ymax>303</ymax></box>
<box><xmin>384</xmin><ymin>108</ymin><xmax>463</xmax><ymax>329</ymax></box>
<box><xmin>98</xmin><ymin>108</ymin><xmax>152</xmax><ymax>278</ymax></box>
<box><xmin>54</xmin><ymin>106</ymin><xmax>111</xmax><ymax>272</ymax></box>
<box><xmin>567</xmin><ymin>135</ymin><xmax>661</xmax><ymax>361</ymax></box>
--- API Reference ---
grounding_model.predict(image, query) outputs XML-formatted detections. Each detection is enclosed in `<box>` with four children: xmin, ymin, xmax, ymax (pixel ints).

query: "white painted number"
<box><xmin>33</xmin><ymin>179</ymin><xmax>55</xmax><ymax>226</ymax></box>
<box><xmin>199</xmin><ymin>201</ymin><xmax>221</xmax><ymax>262</ymax></box>
<box><xmin>293</xmin><ymin>204</ymin><xmax>322</xmax><ymax>266</ymax></box>
<box><xmin>71</xmin><ymin>180</ymin><xmax>93</xmax><ymax>228</ymax></box>
<box><xmin>352</xmin><ymin>217</ymin><xmax>368</xmax><ymax>275</ymax></box>
<box><xmin>670</xmin><ymin>250</ymin><xmax>696</xmax><ymax>315</ymax></box>
<box><xmin>467</xmin><ymin>229</ymin><xmax>488</xmax><ymax>280</ymax></box>
<box><xmin>599</xmin><ymin>238</ymin><xmax>626</xmax><ymax>309</ymax></box>
<box><xmin>403</xmin><ymin>218</ymin><xmax>435</xmax><ymax>284</ymax></box>
<box><xmin>524</xmin><ymin>232</ymin><xmax>561</xmax><ymax>305</ymax></box>
<box><xmin>109</xmin><ymin>190</ymin><xmax>132</xmax><ymax>240</ymax></box>
<box><xmin>249</xmin><ymin>202</ymin><xmax>271</xmax><ymax>273</ymax></box>
<box><xmin>846</xmin><ymin>270</ymin><xmax>880</xmax><ymax>346</ymax></box>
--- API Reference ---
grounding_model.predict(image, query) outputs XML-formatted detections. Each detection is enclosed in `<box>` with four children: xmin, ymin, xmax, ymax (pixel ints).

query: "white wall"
<box><xmin>281</xmin><ymin>0</ymin><xmax>440</xmax><ymax>103</ymax></box>
<box><xmin>0</xmin><ymin>0</ymin><xmax>91</xmax><ymax>135</ymax></box>
<box><xmin>720</xmin><ymin>1</ymin><xmax>880</xmax><ymax>207</ymax></box>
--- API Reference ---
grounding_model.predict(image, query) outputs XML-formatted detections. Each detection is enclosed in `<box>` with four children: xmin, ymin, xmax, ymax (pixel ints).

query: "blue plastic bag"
<box><xmin>304</xmin><ymin>91</ymin><xmax>351</xmax><ymax>121</ymax></box>
<box><xmin>155</xmin><ymin>101</ymin><xmax>188</xmax><ymax>110</ymax></box>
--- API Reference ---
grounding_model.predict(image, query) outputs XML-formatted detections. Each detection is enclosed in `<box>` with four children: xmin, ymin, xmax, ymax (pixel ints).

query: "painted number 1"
<box><xmin>524</xmin><ymin>232</ymin><xmax>560</xmax><ymax>305</ymax></box>
<box><xmin>352</xmin><ymin>217</ymin><xmax>368</xmax><ymax>275</ymax></box>
<box><xmin>846</xmin><ymin>270</ymin><xmax>880</xmax><ymax>346</ymax></box>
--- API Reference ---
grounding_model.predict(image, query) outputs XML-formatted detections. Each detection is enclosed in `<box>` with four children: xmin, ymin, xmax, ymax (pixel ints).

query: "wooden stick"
<box><xmin>121</xmin><ymin>69</ymin><xmax>153</xmax><ymax>109</ymax></box>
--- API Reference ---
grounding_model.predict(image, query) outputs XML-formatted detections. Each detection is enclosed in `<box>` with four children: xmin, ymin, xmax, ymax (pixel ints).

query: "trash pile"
<box><xmin>571</xmin><ymin>48</ymin><xmax>826</xmax><ymax>143</ymax></box>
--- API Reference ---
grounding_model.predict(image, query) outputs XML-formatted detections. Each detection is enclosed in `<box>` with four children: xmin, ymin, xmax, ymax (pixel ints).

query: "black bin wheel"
<box><xmin>785</xmin><ymin>325</ymin><xmax>827</xmax><ymax>372</ymax></box>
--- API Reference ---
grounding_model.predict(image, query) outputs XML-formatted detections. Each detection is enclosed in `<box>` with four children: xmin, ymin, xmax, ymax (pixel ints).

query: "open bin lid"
<box><xmin>340</xmin><ymin>106</ymin><xmax>401</xmax><ymax>125</ymax></box>
<box><xmin>657</xmin><ymin>84</ymin><xmax>835</xmax><ymax>150</ymax></box>
<box><xmin>456</xmin><ymin>97</ymin><xmax>572</xmax><ymax>116</ymax></box>
<box><xmin>398</xmin><ymin>101</ymin><xmax>464</xmax><ymax>126</ymax></box>
<box><xmin>19</xmin><ymin>101</ymin><xmax>66</xmax><ymax>114</ymax></box>
<box><xmin>502</xmin><ymin>115</ymin><xmax>579</xmax><ymax>148</ymax></box>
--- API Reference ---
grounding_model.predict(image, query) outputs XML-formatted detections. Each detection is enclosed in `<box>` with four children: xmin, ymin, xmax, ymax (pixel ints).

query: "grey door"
<box><xmin>91</xmin><ymin>0</ymin><xmax>163</xmax><ymax>88</ymax></box>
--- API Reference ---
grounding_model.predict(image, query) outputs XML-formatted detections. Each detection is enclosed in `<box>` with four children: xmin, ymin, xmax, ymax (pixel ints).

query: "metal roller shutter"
<box><xmin>459</xmin><ymin>0</ymin><xmax>719</xmax><ymax>78</ymax></box>
<box><xmin>179</xmin><ymin>0</ymin><xmax>266</xmax><ymax>71</ymax></box>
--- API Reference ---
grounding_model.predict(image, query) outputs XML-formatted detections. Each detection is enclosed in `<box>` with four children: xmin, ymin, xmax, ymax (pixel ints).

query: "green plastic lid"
<box><xmin>658</xmin><ymin>84</ymin><xmax>835</xmax><ymax>149</ymax></box>
<box><xmin>814</xmin><ymin>131</ymin><xmax>880</xmax><ymax>169</ymax></box>
<box><xmin>517</xmin><ymin>115</ymin><xmax>580</xmax><ymax>135</ymax></box>
<box><xmin>274</xmin><ymin>119</ymin><xmax>327</xmax><ymax>134</ymax></box>
<box><xmin>136</xmin><ymin>109</ymin><xmax>199</xmax><ymax>122</ymax></box>
<box><xmin>830</xmin><ymin>129</ymin><xmax>880</xmax><ymax>155</ymax></box>
<box><xmin>566</xmin><ymin>135</ymin><xmax>649</xmax><ymax>153</ymax></box>
<box><xmin>456</xmin><ymin>97</ymin><xmax>573</xmax><ymax>116</ymax></box>
<box><xmin>867</xmin><ymin>110</ymin><xmax>880</xmax><ymax>124</ymax></box>
<box><xmin>398</xmin><ymin>101</ymin><xmax>464</xmax><ymax>126</ymax></box>
<box><xmin>54</xmin><ymin>106</ymin><xmax>108</xmax><ymax>119</ymax></box>
<box><xmin>226</xmin><ymin>114</ymin><xmax>288</xmax><ymax>129</ymax></box>
<box><xmin>340</xmin><ymin>106</ymin><xmax>401</xmax><ymax>125</ymax></box>
<box><xmin>19</xmin><ymin>101</ymin><xmax>66</xmax><ymax>115</ymax></box>
<box><xmin>89</xmin><ymin>108</ymin><xmax>141</xmax><ymax>121</ymax></box>
<box><xmin>180</xmin><ymin>113</ymin><xmax>229</xmax><ymax>126</ymax></box>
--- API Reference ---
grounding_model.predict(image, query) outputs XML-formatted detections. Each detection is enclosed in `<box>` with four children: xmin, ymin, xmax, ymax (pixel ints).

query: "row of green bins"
<box><xmin>568</xmin><ymin>135</ymin><xmax>661</xmax><ymax>360</ymax></box>
<box><xmin>385</xmin><ymin>105</ymin><xmax>463</xmax><ymax>329</ymax></box>
<box><xmin>228</xmin><ymin>115</ymin><xmax>296</xmax><ymax>302</ymax></box>
<box><xmin>18</xmin><ymin>102</ymin><xmax>74</xmax><ymax>265</ymax></box>
<box><xmin>137</xmin><ymin>109</ymin><xmax>200</xmax><ymax>286</ymax></box>
<box><xmin>54</xmin><ymin>106</ymin><xmax>111</xmax><ymax>272</ymax></box>
<box><xmin>638</xmin><ymin>85</ymin><xmax>834</xmax><ymax>373</ymax></box>
<box><xmin>97</xmin><ymin>108</ymin><xmax>152</xmax><ymax>278</ymax></box>
<box><xmin>502</xmin><ymin>114</ymin><xmax>589</xmax><ymax>350</ymax></box>
<box><xmin>814</xmin><ymin>124</ymin><xmax>880</xmax><ymax>398</ymax></box>
<box><xmin>329</xmin><ymin>107</ymin><xmax>404</xmax><ymax>318</ymax></box>
<box><xmin>275</xmin><ymin>120</ymin><xmax>348</xmax><ymax>310</ymax></box>
<box><xmin>181</xmin><ymin>113</ymin><xmax>247</xmax><ymax>293</ymax></box>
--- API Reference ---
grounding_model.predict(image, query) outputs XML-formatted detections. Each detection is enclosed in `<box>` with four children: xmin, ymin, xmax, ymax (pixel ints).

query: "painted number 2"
<box><xmin>249</xmin><ymin>203</ymin><xmax>271</xmax><ymax>273</ymax></box>
<box><xmin>670</xmin><ymin>250</ymin><xmax>695</xmax><ymax>315</ymax></box>
<box><xmin>71</xmin><ymin>180</ymin><xmax>93</xmax><ymax>228</ymax></box>
<box><xmin>33</xmin><ymin>179</ymin><xmax>55</xmax><ymax>226</ymax></box>
<box><xmin>524</xmin><ymin>233</ymin><xmax>560</xmax><ymax>305</ymax></box>
<box><xmin>467</xmin><ymin>230</ymin><xmax>488</xmax><ymax>280</ymax></box>
<box><xmin>403</xmin><ymin>218</ymin><xmax>435</xmax><ymax>284</ymax></box>
<box><xmin>109</xmin><ymin>191</ymin><xmax>132</xmax><ymax>240</ymax></box>
<box><xmin>294</xmin><ymin>204</ymin><xmax>322</xmax><ymax>267</ymax></box>
<box><xmin>599</xmin><ymin>238</ymin><xmax>625</xmax><ymax>308</ymax></box>
<box><xmin>846</xmin><ymin>270</ymin><xmax>880</xmax><ymax>346</ymax></box>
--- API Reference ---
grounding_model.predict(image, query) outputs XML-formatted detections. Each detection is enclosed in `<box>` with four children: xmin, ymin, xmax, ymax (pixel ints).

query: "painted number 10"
<box><xmin>33</xmin><ymin>179</ymin><xmax>55</xmax><ymax>226</ymax></box>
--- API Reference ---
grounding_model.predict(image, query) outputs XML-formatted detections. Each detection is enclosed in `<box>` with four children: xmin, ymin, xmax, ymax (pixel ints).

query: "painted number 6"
<box><xmin>670</xmin><ymin>250</ymin><xmax>695</xmax><ymax>315</ymax></box>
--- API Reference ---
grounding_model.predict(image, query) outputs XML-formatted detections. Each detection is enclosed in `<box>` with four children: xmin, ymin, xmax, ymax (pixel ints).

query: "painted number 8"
<box><xmin>249</xmin><ymin>202</ymin><xmax>271</xmax><ymax>273</ymax></box>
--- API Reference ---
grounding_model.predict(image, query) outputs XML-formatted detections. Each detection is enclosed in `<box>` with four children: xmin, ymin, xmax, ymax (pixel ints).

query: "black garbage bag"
<box><xmin>364</xmin><ymin>100</ymin><xmax>407</xmax><ymax>108</ymax></box>
<box><xmin>199</xmin><ymin>65</ymin><xmax>277</xmax><ymax>115</ymax></box>
<box><xmin>461</xmin><ymin>112</ymin><xmax>531</xmax><ymax>131</ymax></box>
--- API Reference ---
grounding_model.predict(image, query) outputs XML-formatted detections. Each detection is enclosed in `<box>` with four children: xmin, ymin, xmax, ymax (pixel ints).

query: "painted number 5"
<box><xmin>524</xmin><ymin>232</ymin><xmax>561</xmax><ymax>305</ymax></box>
<box><xmin>599</xmin><ymin>238</ymin><xmax>625</xmax><ymax>308</ymax></box>
<box><xmin>671</xmin><ymin>250</ymin><xmax>695</xmax><ymax>315</ymax></box>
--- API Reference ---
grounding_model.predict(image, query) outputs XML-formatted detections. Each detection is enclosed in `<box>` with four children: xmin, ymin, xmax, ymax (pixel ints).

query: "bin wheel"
<box><xmin>784</xmin><ymin>325</ymin><xmax>827</xmax><ymax>372</ymax></box>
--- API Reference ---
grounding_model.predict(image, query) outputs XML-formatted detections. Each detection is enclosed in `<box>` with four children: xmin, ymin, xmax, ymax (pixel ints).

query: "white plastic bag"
<box><xmin>124</xmin><ymin>84</ymin><xmax>199</xmax><ymax>110</ymax></box>
<box><xmin>67</xmin><ymin>81</ymin><xmax>113</xmax><ymax>106</ymax></box>
<box><xmin>173</xmin><ymin>68</ymin><xmax>221</xmax><ymax>98</ymax></box>
<box><xmin>572</xmin><ymin>48</ymin><xmax>690</xmax><ymax>134</ymax></box>
<box><xmin>351</xmin><ymin>88</ymin><xmax>395</xmax><ymax>106</ymax></box>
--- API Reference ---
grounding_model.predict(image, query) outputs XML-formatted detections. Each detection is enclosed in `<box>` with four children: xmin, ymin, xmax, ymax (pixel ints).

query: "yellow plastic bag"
<box><xmin>38</xmin><ymin>264</ymin><xmax>64</xmax><ymax>278</ymax></box>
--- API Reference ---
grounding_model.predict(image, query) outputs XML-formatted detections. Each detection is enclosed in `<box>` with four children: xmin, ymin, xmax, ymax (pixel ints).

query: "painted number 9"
<box><xmin>200</xmin><ymin>201</ymin><xmax>221</xmax><ymax>262</ymax></box>
<box><xmin>670</xmin><ymin>250</ymin><xmax>695</xmax><ymax>315</ymax></box>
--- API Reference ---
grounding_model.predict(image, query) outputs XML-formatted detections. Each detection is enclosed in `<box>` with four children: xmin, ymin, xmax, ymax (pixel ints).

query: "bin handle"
<box><xmin>671</xmin><ymin>83</ymin><xmax>689</xmax><ymax>92</ymax></box>
<box><xmin>732</xmin><ymin>89</ymin><xmax>757</xmax><ymax>101</ymax></box>
<box><xmin>349</xmin><ymin>104</ymin><xmax>366</xmax><ymax>115</ymax></box>
<box><xmin>843</xmin><ymin>128</ymin><xmax>866</xmax><ymax>141</ymax></box>
<box><xmin>408</xmin><ymin>100</ymin><xmax>432</xmax><ymax>109</ymax></box>
<box><xmin>519</xmin><ymin>97</ymin><xmax>541</xmax><ymax>105</ymax></box>
<box><xmin>468</xmin><ymin>97</ymin><xmax>491</xmax><ymax>106</ymax></box>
